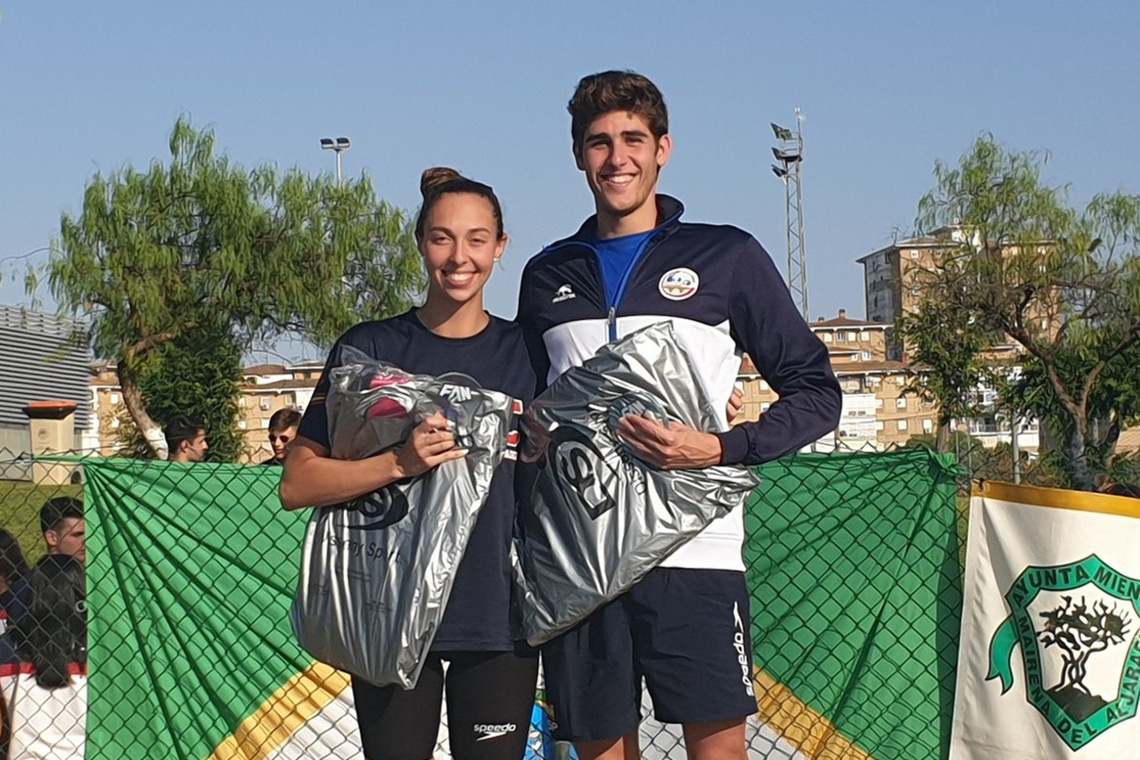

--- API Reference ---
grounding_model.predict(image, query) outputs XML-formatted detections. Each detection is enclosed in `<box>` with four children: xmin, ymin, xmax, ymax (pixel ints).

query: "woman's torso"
<box><xmin>304</xmin><ymin>310</ymin><xmax>535</xmax><ymax>651</ymax></box>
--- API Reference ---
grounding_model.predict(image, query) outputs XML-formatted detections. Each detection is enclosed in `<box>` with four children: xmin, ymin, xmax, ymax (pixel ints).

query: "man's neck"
<box><xmin>596</xmin><ymin>200</ymin><xmax>659</xmax><ymax>240</ymax></box>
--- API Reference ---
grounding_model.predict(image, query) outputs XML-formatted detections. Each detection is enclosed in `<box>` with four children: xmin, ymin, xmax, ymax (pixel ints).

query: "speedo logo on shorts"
<box><xmin>732</xmin><ymin>601</ymin><xmax>755</xmax><ymax>697</ymax></box>
<box><xmin>473</xmin><ymin>723</ymin><xmax>518</xmax><ymax>741</ymax></box>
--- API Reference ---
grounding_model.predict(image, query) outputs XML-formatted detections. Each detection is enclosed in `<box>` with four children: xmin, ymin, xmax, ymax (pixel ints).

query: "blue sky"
<box><xmin>2</xmin><ymin>1</ymin><xmax>1137</xmax><ymax>359</ymax></box>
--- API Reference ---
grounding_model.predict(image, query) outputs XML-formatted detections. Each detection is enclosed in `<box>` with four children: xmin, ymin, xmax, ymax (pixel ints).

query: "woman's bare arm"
<box><xmin>279</xmin><ymin>412</ymin><xmax>466</xmax><ymax>510</ymax></box>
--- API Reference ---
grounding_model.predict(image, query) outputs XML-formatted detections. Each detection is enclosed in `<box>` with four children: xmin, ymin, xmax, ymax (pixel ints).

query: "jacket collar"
<box><xmin>565</xmin><ymin>195</ymin><xmax>685</xmax><ymax>244</ymax></box>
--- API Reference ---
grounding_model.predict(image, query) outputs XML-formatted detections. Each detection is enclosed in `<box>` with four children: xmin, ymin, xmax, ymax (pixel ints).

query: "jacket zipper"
<box><xmin>605</xmin><ymin>231</ymin><xmax>664</xmax><ymax>342</ymax></box>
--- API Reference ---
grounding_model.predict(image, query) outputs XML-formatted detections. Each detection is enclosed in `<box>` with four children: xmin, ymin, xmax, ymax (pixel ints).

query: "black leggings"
<box><xmin>352</xmin><ymin>649</ymin><xmax>540</xmax><ymax>760</ymax></box>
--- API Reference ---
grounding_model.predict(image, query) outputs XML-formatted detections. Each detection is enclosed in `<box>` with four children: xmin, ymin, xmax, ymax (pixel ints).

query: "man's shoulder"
<box><xmin>522</xmin><ymin>235</ymin><xmax>589</xmax><ymax>276</ymax></box>
<box><xmin>673</xmin><ymin>220</ymin><xmax>753</xmax><ymax>245</ymax></box>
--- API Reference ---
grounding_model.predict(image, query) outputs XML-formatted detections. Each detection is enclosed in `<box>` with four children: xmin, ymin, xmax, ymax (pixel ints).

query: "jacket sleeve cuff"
<box><xmin>715</xmin><ymin>427</ymin><xmax>749</xmax><ymax>465</ymax></box>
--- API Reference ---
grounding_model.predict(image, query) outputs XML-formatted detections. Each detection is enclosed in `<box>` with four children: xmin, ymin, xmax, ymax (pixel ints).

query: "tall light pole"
<box><xmin>771</xmin><ymin>109</ymin><xmax>808</xmax><ymax>320</ymax></box>
<box><xmin>320</xmin><ymin>136</ymin><xmax>352</xmax><ymax>187</ymax></box>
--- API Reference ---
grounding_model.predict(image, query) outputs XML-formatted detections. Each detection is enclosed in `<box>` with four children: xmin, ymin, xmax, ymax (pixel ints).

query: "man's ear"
<box><xmin>656</xmin><ymin>134</ymin><xmax>673</xmax><ymax>169</ymax></box>
<box><xmin>44</xmin><ymin>529</ymin><xmax>59</xmax><ymax>552</ymax></box>
<box><xmin>573</xmin><ymin>142</ymin><xmax>585</xmax><ymax>171</ymax></box>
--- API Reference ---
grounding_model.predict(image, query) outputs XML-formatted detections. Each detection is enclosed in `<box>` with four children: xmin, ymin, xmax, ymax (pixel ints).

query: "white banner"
<box><xmin>951</xmin><ymin>482</ymin><xmax>1140</xmax><ymax>760</ymax></box>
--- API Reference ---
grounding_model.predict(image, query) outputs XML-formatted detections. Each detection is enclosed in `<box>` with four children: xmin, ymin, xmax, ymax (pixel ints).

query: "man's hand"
<box><xmin>394</xmin><ymin>412</ymin><xmax>466</xmax><ymax>478</ymax></box>
<box><xmin>726</xmin><ymin>387</ymin><xmax>745</xmax><ymax>425</ymax></box>
<box><xmin>616</xmin><ymin>415</ymin><xmax>722</xmax><ymax>470</ymax></box>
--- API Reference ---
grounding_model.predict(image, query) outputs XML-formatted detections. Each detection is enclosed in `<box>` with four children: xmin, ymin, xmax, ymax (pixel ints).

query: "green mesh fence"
<box><xmin>0</xmin><ymin>447</ymin><xmax>963</xmax><ymax>760</ymax></box>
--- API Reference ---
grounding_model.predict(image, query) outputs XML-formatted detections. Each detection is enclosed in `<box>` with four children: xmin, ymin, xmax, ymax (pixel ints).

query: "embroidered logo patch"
<box><xmin>658</xmin><ymin>268</ymin><xmax>699</xmax><ymax>301</ymax></box>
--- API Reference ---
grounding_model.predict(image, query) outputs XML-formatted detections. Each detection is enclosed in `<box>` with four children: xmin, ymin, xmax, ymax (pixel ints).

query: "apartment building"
<box><xmin>857</xmin><ymin>236</ymin><xmax>947</xmax><ymax>328</ymax></box>
<box><xmin>809</xmin><ymin>309</ymin><xmax>891</xmax><ymax>365</ymax></box>
<box><xmin>736</xmin><ymin>312</ymin><xmax>936</xmax><ymax>451</ymax></box>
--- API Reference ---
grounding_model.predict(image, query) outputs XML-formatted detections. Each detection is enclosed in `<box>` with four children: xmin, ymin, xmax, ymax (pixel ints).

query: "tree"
<box><xmin>896</xmin><ymin>296</ymin><xmax>996</xmax><ymax>452</ymax></box>
<box><xmin>902</xmin><ymin>135</ymin><xmax>1140</xmax><ymax>489</ymax></box>
<box><xmin>1002</xmin><ymin>339</ymin><xmax>1140</xmax><ymax>478</ymax></box>
<box><xmin>39</xmin><ymin>117</ymin><xmax>424</xmax><ymax>457</ymax></box>
<box><xmin>117</xmin><ymin>326</ymin><xmax>246</xmax><ymax>462</ymax></box>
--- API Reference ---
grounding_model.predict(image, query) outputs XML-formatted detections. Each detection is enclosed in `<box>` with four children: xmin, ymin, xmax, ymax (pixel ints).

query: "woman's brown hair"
<box><xmin>414</xmin><ymin>167</ymin><xmax>504</xmax><ymax>241</ymax></box>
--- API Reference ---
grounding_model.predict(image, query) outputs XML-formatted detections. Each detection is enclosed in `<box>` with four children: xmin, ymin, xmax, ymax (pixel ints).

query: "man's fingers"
<box><xmin>621</xmin><ymin>415</ymin><xmax>675</xmax><ymax>446</ymax></box>
<box><xmin>727</xmin><ymin>388</ymin><xmax>744</xmax><ymax>422</ymax></box>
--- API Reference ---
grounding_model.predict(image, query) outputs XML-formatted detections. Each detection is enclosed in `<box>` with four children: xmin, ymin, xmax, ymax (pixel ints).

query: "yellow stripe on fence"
<box><xmin>753</xmin><ymin>667</ymin><xmax>875</xmax><ymax>760</ymax></box>
<box><xmin>207</xmin><ymin>661</ymin><xmax>351</xmax><ymax>760</ymax></box>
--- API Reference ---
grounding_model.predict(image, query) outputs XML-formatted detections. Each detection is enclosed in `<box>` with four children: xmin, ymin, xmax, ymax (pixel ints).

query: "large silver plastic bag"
<box><xmin>291</xmin><ymin>353</ymin><xmax>514</xmax><ymax>688</ymax></box>
<box><xmin>515</xmin><ymin>322</ymin><xmax>760</xmax><ymax>645</ymax></box>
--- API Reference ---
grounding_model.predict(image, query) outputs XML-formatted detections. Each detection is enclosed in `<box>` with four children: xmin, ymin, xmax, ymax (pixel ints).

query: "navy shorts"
<box><xmin>542</xmin><ymin>568</ymin><xmax>757</xmax><ymax>742</ymax></box>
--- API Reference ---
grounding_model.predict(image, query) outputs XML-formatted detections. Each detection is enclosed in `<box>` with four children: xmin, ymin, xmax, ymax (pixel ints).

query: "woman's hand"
<box><xmin>394</xmin><ymin>412</ymin><xmax>467</xmax><ymax>478</ymax></box>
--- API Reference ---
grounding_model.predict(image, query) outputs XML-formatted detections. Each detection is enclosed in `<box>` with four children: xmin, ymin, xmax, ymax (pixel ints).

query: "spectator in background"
<box><xmin>39</xmin><ymin>499</ymin><xmax>84</xmax><ymax>566</ymax></box>
<box><xmin>263</xmin><ymin>409</ymin><xmax>302</xmax><ymax>466</ymax></box>
<box><xmin>0</xmin><ymin>531</ymin><xmax>30</xmax><ymax>664</ymax></box>
<box><xmin>2</xmin><ymin>555</ymin><xmax>87</xmax><ymax>760</ymax></box>
<box><xmin>165</xmin><ymin>416</ymin><xmax>209</xmax><ymax>463</ymax></box>
<box><xmin>3</xmin><ymin>499</ymin><xmax>86</xmax><ymax>658</ymax></box>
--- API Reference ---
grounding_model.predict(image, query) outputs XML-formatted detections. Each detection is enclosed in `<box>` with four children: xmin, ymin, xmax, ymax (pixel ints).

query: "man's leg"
<box><xmin>542</xmin><ymin>597</ymin><xmax>642</xmax><ymax>748</ymax></box>
<box><xmin>683</xmin><ymin>718</ymin><xmax>748</xmax><ymax>760</ymax></box>
<box><xmin>574</xmin><ymin>730</ymin><xmax>641</xmax><ymax>760</ymax></box>
<box><xmin>629</xmin><ymin>569</ymin><xmax>756</xmax><ymax>759</ymax></box>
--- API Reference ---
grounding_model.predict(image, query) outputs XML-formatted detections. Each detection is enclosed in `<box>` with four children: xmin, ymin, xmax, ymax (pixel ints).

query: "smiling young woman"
<box><xmin>280</xmin><ymin>168</ymin><xmax>538</xmax><ymax>760</ymax></box>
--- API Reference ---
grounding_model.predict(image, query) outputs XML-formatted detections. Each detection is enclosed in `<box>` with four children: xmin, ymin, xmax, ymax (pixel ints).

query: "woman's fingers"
<box><xmin>424</xmin><ymin>448</ymin><xmax>468</xmax><ymax>467</ymax></box>
<box><xmin>419</xmin><ymin>437</ymin><xmax>459</xmax><ymax>456</ymax></box>
<box><xmin>419</xmin><ymin>412</ymin><xmax>450</xmax><ymax>432</ymax></box>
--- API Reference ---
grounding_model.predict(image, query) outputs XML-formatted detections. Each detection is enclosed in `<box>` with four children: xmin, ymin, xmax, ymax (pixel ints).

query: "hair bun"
<box><xmin>420</xmin><ymin>167</ymin><xmax>464</xmax><ymax>199</ymax></box>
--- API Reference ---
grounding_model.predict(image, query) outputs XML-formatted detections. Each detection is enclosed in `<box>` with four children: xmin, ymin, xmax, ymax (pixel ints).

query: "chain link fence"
<box><xmin>0</xmin><ymin>445</ymin><xmax>964</xmax><ymax>760</ymax></box>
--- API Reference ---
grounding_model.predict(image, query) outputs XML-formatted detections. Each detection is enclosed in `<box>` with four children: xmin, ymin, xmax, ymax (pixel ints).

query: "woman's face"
<box><xmin>419</xmin><ymin>192</ymin><xmax>506</xmax><ymax>308</ymax></box>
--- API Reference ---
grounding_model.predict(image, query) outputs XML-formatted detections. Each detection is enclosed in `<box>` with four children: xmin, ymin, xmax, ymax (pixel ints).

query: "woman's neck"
<box><xmin>416</xmin><ymin>297</ymin><xmax>490</xmax><ymax>338</ymax></box>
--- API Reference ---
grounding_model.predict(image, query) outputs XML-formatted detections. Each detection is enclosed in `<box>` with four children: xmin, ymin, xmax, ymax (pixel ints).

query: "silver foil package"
<box><xmin>290</xmin><ymin>352</ymin><xmax>514</xmax><ymax>688</ymax></box>
<box><xmin>515</xmin><ymin>322</ymin><xmax>760</xmax><ymax>645</ymax></box>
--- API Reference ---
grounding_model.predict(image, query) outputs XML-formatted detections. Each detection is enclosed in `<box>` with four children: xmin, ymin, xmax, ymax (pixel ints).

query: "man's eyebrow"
<box><xmin>584</xmin><ymin>129</ymin><xmax>650</xmax><ymax>143</ymax></box>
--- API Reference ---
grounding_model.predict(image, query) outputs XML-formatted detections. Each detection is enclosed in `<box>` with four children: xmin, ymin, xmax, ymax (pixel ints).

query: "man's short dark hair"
<box><xmin>568</xmin><ymin>70</ymin><xmax>669</xmax><ymax>150</ymax></box>
<box><xmin>164</xmin><ymin>415</ymin><xmax>205</xmax><ymax>453</ymax></box>
<box><xmin>40</xmin><ymin>496</ymin><xmax>84</xmax><ymax>535</ymax></box>
<box><xmin>268</xmin><ymin>408</ymin><xmax>302</xmax><ymax>434</ymax></box>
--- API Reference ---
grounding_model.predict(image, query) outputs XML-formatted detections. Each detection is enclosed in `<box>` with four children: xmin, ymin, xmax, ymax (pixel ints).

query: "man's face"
<box><xmin>46</xmin><ymin>517</ymin><xmax>86</xmax><ymax>564</ymax></box>
<box><xmin>575</xmin><ymin>110</ymin><xmax>671</xmax><ymax>226</ymax></box>
<box><xmin>270</xmin><ymin>425</ymin><xmax>299</xmax><ymax>462</ymax></box>
<box><xmin>182</xmin><ymin>431</ymin><xmax>209</xmax><ymax>463</ymax></box>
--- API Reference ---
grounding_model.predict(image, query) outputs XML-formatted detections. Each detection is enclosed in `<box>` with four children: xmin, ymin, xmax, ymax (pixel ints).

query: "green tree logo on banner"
<box><xmin>987</xmin><ymin>555</ymin><xmax>1140</xmax><ymax>750</ymax></box>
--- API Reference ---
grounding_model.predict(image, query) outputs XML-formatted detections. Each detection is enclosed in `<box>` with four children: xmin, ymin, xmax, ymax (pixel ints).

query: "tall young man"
<box><xmin>517</xmin><ymin>71</ymin><xmax>842</xmax><ymax>760</ymax></box>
